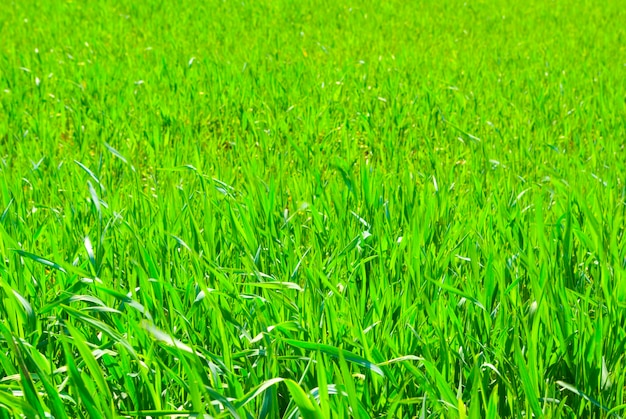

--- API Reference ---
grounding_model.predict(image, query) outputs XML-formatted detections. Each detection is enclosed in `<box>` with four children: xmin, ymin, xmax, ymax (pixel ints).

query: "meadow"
<box><xmin>1</xmin><ymin>0</ymin><xmax>626</xmax><ymax>417</ymax></box>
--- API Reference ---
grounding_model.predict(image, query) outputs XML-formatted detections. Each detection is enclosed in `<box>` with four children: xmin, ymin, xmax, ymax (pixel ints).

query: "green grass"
<box><xmin>1</xmin><ymin>0</ymin><xmax>626</xmax><ymax>417</ymax></box>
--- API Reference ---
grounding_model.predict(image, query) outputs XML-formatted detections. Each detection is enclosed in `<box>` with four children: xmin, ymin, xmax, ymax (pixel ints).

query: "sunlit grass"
<box><xmin>1</xmin><ymin>0</ymin><xmax>626</xmax><ymax>417</ymax></box>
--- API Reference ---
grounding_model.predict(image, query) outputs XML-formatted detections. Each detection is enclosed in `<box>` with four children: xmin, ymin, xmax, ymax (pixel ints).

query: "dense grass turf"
<box><xmin>1</xmin><ymin>0</ymin><xmax>626</xmax><ymax>417</ymax></box>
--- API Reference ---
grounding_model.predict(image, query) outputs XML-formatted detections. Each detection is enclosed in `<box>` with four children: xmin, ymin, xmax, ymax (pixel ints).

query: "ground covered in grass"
<box><xmin>1</xmin><ymin>0</ymin><xmax>626</xmax><ymax>417</ymax></box>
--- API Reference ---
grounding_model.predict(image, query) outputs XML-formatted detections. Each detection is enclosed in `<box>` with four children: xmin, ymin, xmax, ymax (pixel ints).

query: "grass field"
<box><xmin>1</xmin><ymin>0</ymin><xmax>626</xmax><ymax>417</ymax></box>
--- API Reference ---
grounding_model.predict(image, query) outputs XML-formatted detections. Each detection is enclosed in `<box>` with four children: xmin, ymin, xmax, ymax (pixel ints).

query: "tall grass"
<box><xmin>1</xmin><ymin>0</ymin><xmax>626</xmax><ymax>417</ymax></box>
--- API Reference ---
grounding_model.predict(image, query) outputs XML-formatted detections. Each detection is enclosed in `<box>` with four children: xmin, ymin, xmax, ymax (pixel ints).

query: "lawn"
<box><xmin>1</xmin><ymin>0</ymin><xmax>626</xmax><ymax>417</ymax></box>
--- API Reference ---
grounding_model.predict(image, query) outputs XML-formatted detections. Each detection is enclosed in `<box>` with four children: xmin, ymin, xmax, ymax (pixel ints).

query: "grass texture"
<box><xmin>1</xmin><ymin>0</ymin><xmax>626</xmax><ymax>417</ymax></box>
